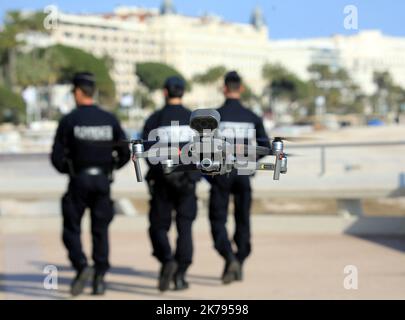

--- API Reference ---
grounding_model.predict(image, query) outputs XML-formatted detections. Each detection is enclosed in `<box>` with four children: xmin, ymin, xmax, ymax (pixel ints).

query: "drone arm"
<box><xmin>132</xmin><ymin>155</ymin><xmax>143</xmax><ymax>182</ymax></box>
<box><xmin>132</xmin><ymin>142</ymin><xmax>146</xmax><ymax>182</ymax></box>
<box><xmin>256</xmin><ymin>163</ymin><xmax>275</xmax><ymax>171</ymax></box>
<box><xmin>273</xmin><ymin>155</ymin><xmax>282</xmax><ymax>180</ymax></box>
<box><xmin>256</xmin><ymin>156</ymin><xmax>286</xmax><ymax>181</ymax></box>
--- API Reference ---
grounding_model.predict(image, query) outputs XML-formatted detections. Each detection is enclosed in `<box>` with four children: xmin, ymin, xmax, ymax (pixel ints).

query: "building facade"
<box><xmin>51</xmin><ymin>4</ymin><xmax>269</xmax><ymax>100</ymax></box>
<box><xmin>268</xmin><ymin>31</ymin><xmax>405</xmax><ymax>95</ymax></box>
<box><xmin>44</xmin><ymin>2</ymin><xmax>405</xmax><ymax>102</ymax></box>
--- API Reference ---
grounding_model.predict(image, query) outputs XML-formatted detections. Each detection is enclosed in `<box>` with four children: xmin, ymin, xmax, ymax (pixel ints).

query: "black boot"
<box><xmin>92</xmin><ymin>273</ymin><xmax>106</xmax><ymax>295</ymax></box>
<box><xmin>159</xmin><ymin>260</ymin><xmax>178</xmax><ymax>292</ymax></box>
<box><xmin>222</xmin><ymin>259</ymin><xmax>242</xmax><ymax>285</ymax></box>
<box><xmin>70</xmin><ymin>266</ymin><xmax>94</xmax><ymax>296</ymax></box>
<box><xmin>173</xmin><ymin>271</ymin><xmax>189</xmax><ymax>291</ymax></box>
<box><xmin>236</xmin><ymin>261</ymin><xmax>243</xmax><ymax>281</ymax></box>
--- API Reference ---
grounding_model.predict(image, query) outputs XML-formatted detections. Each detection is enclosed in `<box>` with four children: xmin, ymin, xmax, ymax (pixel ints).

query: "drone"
<box><xmin>126</xmin><ymin>109</ymin><xmax>292</xmax><ymax>182</ymax></box>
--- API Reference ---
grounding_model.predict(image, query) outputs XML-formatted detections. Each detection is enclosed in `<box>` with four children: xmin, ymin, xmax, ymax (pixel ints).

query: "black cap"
<box><xmin>224</xmin><ymin>71</ymin><xmax>242</xmax><ymax>85</ymax></box>
<box><xmin>164</xmin><ymin>76</ymin><xmax>185</xmax><ymax>98</ymax></box>
<box><xmin>72</xmin><ymin>72</ymin><xmax>96</xmax><ymax>87</ymax></box>
<box><xmin>164</xmin><ymin>76</ymin><xmax>185</xmax><ymax>91</ymax></box>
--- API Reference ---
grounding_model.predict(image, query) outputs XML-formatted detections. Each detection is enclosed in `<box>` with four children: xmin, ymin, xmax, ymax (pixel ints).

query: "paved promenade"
<box><xmin>1</xmin><ymin>215</ymin><xmax>404</xmax><ymax>300</ymax></box>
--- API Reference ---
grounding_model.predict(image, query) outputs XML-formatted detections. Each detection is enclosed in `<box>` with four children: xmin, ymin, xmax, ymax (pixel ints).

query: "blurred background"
<box><xmin>0</xmin><ymin>0</ymin><xmax>405</xmax><ymax>300</ymax></box>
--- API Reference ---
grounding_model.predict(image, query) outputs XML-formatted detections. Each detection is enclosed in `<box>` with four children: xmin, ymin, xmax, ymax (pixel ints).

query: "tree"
<box><xmin>134</xmin><ymin>88</ymin><xmax>156</xmax><ymax>110</ymax></box>
<box><xmin>0</xmin><ymin>85</ymin><xmax>25</xmax><ymax>123</ymax></box>
<box><xmin>373</xmin><ymin>71</ymin><xmax>405</xmax><ymax>117</ymax></box>
<box><xmin>263</xmin><ymin>64</ymin><xmax>309</xmax><ymax>102</ymax></box>
<box><xmin>307</xmin><ymin>63</ymin><xmax>364</xmax><ymax>114</ymax></box>
<box><xmin>15</xmin><ymin>45</ymin><xmax>115</xmax><ymax>106</ymax></box>
<box><xmin>15</xmin><ymin>50</ymin><xmax>53</xmax><ymax>87</ymax></box>
<box><xmin>0</xmin><ymin>10</ymin><xmax>46</xmax><ymax>88</ymax></box>
<box><xmin>241</xmin><ymin>83</ymin><xmax>258</xmax><ymax>105</ymax></box>
<box><xmin>193</xmin><ymin>66</ymin><xmax>226</xmax><ymax>84</ymax></box>
<box><xmin>47</xmin><ymin>45</ymin><xmax>115</xmax><ymax>105</ymax></box>
<box><xmin>262</xmin><ymin>63</ymin><xmax>310</xmax><ymax>119</ymax></box>
<box><xmin>136</xmin><ymin>62</ymin><xmax>187</xmax><ymax>91</ymax></box>
<box><xmin>3</xmin><ymin>10</ymin><xmax>46</xmax><ymax>32</ymax></box>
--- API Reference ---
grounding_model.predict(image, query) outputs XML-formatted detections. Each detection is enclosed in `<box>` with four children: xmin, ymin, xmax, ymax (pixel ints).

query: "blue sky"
<box><xmin>1</xmin><ymin>0</ymin><xmax>404</xmax><ymax>39</ymax></box>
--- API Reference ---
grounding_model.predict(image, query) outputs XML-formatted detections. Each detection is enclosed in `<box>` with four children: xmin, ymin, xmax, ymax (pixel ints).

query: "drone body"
<box><xmin>131</xmin><ymin>109</ymin><xmax>289</xmax><ymax>182</ymax></box>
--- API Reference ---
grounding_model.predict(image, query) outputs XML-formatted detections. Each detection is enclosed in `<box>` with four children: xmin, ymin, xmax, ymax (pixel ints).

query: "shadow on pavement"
<box><xmin>0</xmin><ymin>262</ymin><xmax>221</xmax><ymax>299</ymax></box>
<box><xmin>0</xmin><ymin>273</ymin><xmax>71</xmax><ymax>299</ymax></box>
<box><xmin>347</xmin><ymin>235</ymin><xmax>405</xmax><ymax>253</ymax></box>
<box><xmin>0</xmin><ymin>271</ymin><xmax>192</xmax><ymax>299</ymax></box>
<box><xmin>30</xmin><ymin>261</ymin><xmax>221</xmax><ymax>285</ymax></box>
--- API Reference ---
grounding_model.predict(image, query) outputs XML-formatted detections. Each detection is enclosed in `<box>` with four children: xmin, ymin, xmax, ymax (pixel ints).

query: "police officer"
<box><xmin>209</xmin><ymin>71</ymin><xmax>271</xmax><ymax>284</ymax></box>
<box><xmin>50</xmin><ymin>72</ymin><xmax>130</xmax><ymax>296</ymax></box>
<box><xmin>142</xmin><ymin>76</ymin><xmax>200</xmax><ymax>292</ymax></box>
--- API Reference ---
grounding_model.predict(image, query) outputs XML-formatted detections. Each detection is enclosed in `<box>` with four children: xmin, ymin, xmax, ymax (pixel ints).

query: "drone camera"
<box><xmin>200</xmin><ymin>158</ymin><xmax>213</xmax><ymax>170</ymax></box>
<box><xmin>189</xmin><ymin>109</ymin><xmax>221</xmax><ymax>134</ymax></box>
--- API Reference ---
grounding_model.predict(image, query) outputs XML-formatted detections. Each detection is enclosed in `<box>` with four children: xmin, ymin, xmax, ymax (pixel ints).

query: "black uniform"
<box><xmin>209</xmin><ymin>98</ymin><xmax>270</xmax><ymax>263</ymax></box>
<box><xmin>142</xmin><ymin>104</ymin><xmax>200</xmax><ymax>274</ymax></box>
<box><xmin>51</xmin><ymin>105</ymin><xmax>130</xmax><ymax>275</ymax></box>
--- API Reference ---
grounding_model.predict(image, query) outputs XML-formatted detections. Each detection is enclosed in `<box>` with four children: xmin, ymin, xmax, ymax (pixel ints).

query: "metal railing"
<box><xmin>288</xmin><ymin>140</ymin><xmax>405</xmax><ymax>176</ymax></box>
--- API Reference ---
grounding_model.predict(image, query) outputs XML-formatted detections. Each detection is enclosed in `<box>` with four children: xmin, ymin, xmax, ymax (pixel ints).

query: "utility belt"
<box><xmin>79</xmin><ymin>167</ymin><xmax>110</xmax><ymax>176</ymax></box>
<box><xmin>81</xmin><ymin>166</ymin><xmax>114</xmax><ymax>182</ymax></box>
<box><xmin>64</xmin><ymin>152</ymin><xmax>115</xmax><ymax>181</ymax></box>
<box><xmin>146</xmin><ymin>169</ymin><xmax>198</xmax><ymax>195</ymax></box>
<box><xmin>67</xmin><ymin>160</ymin><xmax>113</xmax><ymax>182</ymax></box>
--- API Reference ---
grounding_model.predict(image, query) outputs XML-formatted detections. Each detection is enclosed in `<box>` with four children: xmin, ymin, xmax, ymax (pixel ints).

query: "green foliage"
<box><xmin>134</xmin><ymin>89</ymin><xmax>156</xmax><ymax>110</ymax></box>
<box><xmin>307</xmin><ymin>63</ymin><xmax>364</xmax><ymax>114</ymax></box>
<box><xmin>0</xmin><ymin>86</ymin><xmax>25</xmax><ymax>123</ymax></box>
<box><xmin>308</xmin><ymin>64</ymin><xmax>334</xmax><ymax>81</ymax></box>
<box><xmin>263</xmin><ymin>63</ymin><xmax>309</xmax><ymax>102</ymax></box>
<box><xmin>48</xmin><ymin>45</ymin><xmax>115</xmax><ymax>105</ymax></box>
<box><xmin>0</xmin><ymin>11</ymin><xmax>46</xmax><ymax>51</ymax></box>
<box><xmin>0</xmin><ymin>10</ymin><xmax>47</xmax><ymax>86</ymax></box>
<box><xmin>373</xmin><ymin>70</ymin><xmax>405</xmax><ymax>115</ymax></box>
<box><xmin>373</xmin><ymin>71</ymin><xmax>394</xmax><ymax>90</ymax></box>
<box><xmin>15</xmin><ymin>51</ymin><xmax>52</xmax><ymax>87</ymax></box>
<box><xmin>0</xmin><ymin>10</ymin><xmax>115</xmax><ymax>106</ymax></box>
<box><xmin>241</xmin><ymin>83</ymin><xmax>257</xmax><ymax>104</ymax></box>
<box><xmin>136</xmin><ymin>62</ymin><xmax>187</xmax><ymax>91</ymax></box>
<box><xmin>193</xmin><ymin>66</ymin><xmax>226</xmax><ymax>84</ymax></box>
<box><xmin>15</xmin><ymin>45</ymin><xmax>115</xmax><ymax>106</ymax></box>
<box><xmin>3</xmin><ymin>10</ymin><xmax>46</xmax><ymax>33</ymax></box>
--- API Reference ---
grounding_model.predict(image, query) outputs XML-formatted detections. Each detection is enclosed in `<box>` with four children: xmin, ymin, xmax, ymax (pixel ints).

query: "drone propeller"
<box><xmin>257</xmin><ymin>136</ymin><xmax>317</xmax><ymax>143</ymax></box>
<box><xmin>232</xmin><ymin>144</ymin><xmax>303</xmax><ymax>157</ymax></box>
<box><xmin>233</xmin><ymin>144</ymin><xmax>271</xmax><ymax>156</ymax></box>
<box><xmin>83</xmin><ymin>139</ymin><xmax>133</xmax><ymax>148</ymax></box>
<box><xmin>282</xmin><ymin>153</ymin><xmax>301</xmax><ymax>157</ymax></box>
<box><xmin>81</xmin><ymin>139</ymin><xmax>175</xmax><ymax>150</ymax></box>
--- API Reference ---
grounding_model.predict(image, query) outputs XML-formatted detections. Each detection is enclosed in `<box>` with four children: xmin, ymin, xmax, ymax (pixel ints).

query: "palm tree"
<box><xmin>0</xmin><ymin>10</ymin><xmax>46</xmax><ymax>88</ymax></box>
<box><xmin>373</xmin><ymin>71</ymin><xmax>405</xmax><ymax>118</ymax></box>
<box><xmin>308</xmin><ymin>63</ymin><xmax>363</xmax><ymax>114</ymax></box>
<box><xmin>262</xmin><ymin>63</ymin><xmax>309</xmax><ymax>119</ymax></box>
